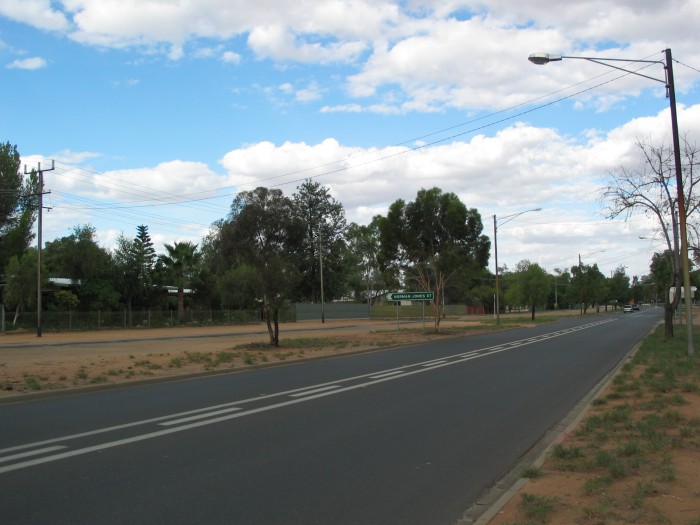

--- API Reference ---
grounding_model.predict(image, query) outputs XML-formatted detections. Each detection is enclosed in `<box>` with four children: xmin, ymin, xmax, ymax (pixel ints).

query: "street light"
<box><xmin>578</xmin><ymin>249</ymin><xmax>605</xmax><ymax>315</ymax></box>
<box><xmin>493</xmin><ymin>208</ymin><xmax>542</xmax><ymax>325</ymax></box>
<box><xmin>529</xmin><ymin>48</ymin><xmax>693</xmax><ymax>356</ymax></box>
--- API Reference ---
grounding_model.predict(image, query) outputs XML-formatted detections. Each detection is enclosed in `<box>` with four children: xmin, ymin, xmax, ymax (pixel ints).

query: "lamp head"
<box><xmin>528</xmin><ymin>53</ymin><xmax>562</xmax><ymax>65</ymax></box>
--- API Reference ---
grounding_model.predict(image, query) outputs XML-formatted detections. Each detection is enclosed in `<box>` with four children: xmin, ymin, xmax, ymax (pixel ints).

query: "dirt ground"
<box><xmin>0</xmin><ymin>318</ymin><xmax>479</xmax><ymax>397</ymax></box>
<box><xmin>485</xmin><ymin>385</ymin><xmax>700</xmax><ymax>525</ymax></box>
<box><xmin>2</xmin><ymin>314</ymin><xmax>699</xmax><ymax>524</ymax></box>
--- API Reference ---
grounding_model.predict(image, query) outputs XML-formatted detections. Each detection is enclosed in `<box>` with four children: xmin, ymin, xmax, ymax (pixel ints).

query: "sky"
<box><xmin>2</xmin><ymin>0</ymin><xmax>700</xmax><ymax>284</ymax></box>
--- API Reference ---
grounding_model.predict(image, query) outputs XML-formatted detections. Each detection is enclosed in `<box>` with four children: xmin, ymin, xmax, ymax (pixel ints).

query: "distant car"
<box><xmin>623</xmin><ymin>305</ymin><xmax>633</xmax><ymax>313</ymax></box>
<box><xmin>632</xmin><ymin>304</ymin><xmax>640</xmax><ymax>311</ymax></box>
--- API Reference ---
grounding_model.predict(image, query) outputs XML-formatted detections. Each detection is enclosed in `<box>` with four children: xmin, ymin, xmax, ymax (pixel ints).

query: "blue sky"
<box><xmin>2</xmin><ymin>0</ymin><xmax>700</xmax><ymax>282</ymax></box>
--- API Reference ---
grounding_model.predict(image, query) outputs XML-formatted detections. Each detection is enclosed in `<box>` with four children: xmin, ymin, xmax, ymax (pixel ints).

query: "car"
<box><xmin>632</xmin><ymin>304</ymin><xmax>640</xmax><ymax>311</ymax></box>
<box><xmin>623</xmin><ymin>305</ymin><xmax>633</xmax><ymax>313</ymax></box>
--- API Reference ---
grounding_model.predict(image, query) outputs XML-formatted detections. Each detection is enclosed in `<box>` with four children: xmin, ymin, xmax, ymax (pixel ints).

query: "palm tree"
<box><xmin>160</xmin><ymin>241</ymin><xmax>202</xmax><ymax>322</ymax></box>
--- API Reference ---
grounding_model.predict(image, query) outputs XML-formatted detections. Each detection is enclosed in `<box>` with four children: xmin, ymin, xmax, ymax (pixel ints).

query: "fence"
<box><xmin>1</xmin><ymin>302</ymin><xmax>486</xmax><ymax>333</ymax></box>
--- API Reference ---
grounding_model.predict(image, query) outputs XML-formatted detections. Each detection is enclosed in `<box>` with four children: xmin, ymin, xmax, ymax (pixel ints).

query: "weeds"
<box><xmin>519</xmin><ymin>493</ymin><xmax>558</xmax><ymax>523</ymax></box>
<box><xmin>521</xmin><ymin>322</ymin><xmax>700</xmax><ymax>524</ymax></box>
<box><xmin>520</xmin><ymin>466</ymin><xmax>543</xmax><ymax>479</ymax></box>
<box><xmin>24</xmin><ymin>376</ymin><xmax>42</xmax><ymax>391</ymax></box>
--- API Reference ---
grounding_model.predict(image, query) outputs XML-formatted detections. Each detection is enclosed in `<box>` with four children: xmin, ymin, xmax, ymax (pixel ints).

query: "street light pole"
<box><xmin>493</xmin><ymin>214</ymin><xmax>499</xmax><ymax>324</ymax></box>
<box><xmin>529</xmin><ymin>48</ymin><xmax>693</xmax><ymax>356</ymax></box>
<box><xmin>493</xmin><ymin>208</ymin><xmax>541</xmax><ymax>326</ymax></box>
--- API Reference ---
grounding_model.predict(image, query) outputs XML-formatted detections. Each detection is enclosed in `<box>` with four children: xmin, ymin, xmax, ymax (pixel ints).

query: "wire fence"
<box><xmin>1</xmin><ymin>303</ymin><xmax>482</xmax><ymax>333</ymax></box>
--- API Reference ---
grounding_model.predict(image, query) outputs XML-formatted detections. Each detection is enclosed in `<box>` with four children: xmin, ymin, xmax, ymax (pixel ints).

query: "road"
<box><xmin>0</xmin><ymin>309</ymin><xmax>660</xmax><ymax>524</ymax></box>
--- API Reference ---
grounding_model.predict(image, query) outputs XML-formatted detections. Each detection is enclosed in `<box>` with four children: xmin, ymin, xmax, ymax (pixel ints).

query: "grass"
<box><xmin>515</xmin><ymin>322</ymin><xmax>700</xmax><ymax>523</ymax></box>
<box><xmin>519</xmin><ymin>493</ymin><xmax>558</xmax><ymax>523</ymax></box>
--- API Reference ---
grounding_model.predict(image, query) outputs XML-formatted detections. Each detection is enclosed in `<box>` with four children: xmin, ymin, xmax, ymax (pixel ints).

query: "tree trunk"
<box><xmin>664</xmin><ymin>303</ymin><xmax>675</xmax><ymax>340</ymax></box>
<box><xmin>531</xmin><ymin>305</ymin><xmax>535</xmax><ymax>321</ymax></box>
<box><xmin>432</xmin><ymin>297</ymin><xmax>441</xmax><ymax>333</ymax></box>
<box><xmin>177</xmin><ymin>287</ymin><xmax>185</xmax><ymax>322</ymax></box>
<box><xmin>263</xmin><ymin>296</ymin><xmax>279</xmax><ymax>347</ymax></box>
<box><xmin>272</xmin><ymin>309</ymin><xmax>280</xmax><ymax>347</ymax></box>
<box><xmin>126</xmin><ymin>296</ymin><xmax>133</xmax><ymax>327</ymax></box>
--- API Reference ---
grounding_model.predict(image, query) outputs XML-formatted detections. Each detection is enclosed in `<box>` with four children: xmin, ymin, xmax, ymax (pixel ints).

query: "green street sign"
<box><xmin>386</xmin><ymin>291</ymin><xmax>435</xmax><ymax>301</ymax></box>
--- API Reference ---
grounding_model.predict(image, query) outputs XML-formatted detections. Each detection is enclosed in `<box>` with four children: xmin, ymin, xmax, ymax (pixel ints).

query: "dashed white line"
<box><xmin>159</xmin><ymin>407</ymin><xmax>243</xmax><ymax>426</ymax></box>
<box><xmin>0</xmin><ymin>446</ymin><xmax>67</xmax><ymax>463</ymax></box>
<box><xmin>289</xmin><ymin>385</ymin><xmax>341</xmax><ymax>397</ymax></box>
<box><xmin>370</xmin><ymin>370</ymin><xmax>405</xmax><ymax>379</ymax></box>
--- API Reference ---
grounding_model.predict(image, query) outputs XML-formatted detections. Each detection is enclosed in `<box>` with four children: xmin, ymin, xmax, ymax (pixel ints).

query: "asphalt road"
<box><xmin>0</xmin><ymin>309</ymin><xmax>660</xmax><ymax>524</ymax></box>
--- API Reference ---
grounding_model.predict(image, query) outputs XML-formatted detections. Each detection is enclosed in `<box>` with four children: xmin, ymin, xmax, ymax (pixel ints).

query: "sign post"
<box><xmin>386</xmin><ymin>292</ymin><xmax>435</xmax><ymax>333</ymax></box>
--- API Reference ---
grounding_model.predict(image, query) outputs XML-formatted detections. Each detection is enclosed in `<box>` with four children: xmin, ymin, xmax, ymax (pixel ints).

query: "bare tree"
<box><xmin>602</xmin><ymin>137</ymin><xmax>700</xmax><ymax>340</ymax></box>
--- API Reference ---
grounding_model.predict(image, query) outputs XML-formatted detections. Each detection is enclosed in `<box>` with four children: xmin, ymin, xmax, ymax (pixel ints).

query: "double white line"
<box><xmin>0</xmin><ymin>318</ymin><xmax>615</xmax><ymax>474</ymax></box>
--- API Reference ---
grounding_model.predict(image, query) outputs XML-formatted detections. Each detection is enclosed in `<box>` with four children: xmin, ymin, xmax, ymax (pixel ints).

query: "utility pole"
<box><xmin>26</xmin><ymin>161</ymin><xmax>54</xmax><ymax>337</ymax></box>
<box><xmin>319</xmin><ymin>224</ymin><xmax>325</xmax><ymax>324</ymax></box>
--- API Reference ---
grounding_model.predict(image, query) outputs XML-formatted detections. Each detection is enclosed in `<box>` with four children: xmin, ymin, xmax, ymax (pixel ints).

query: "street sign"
<box><xmin>386</xmin><ymin>291</ymin><xmax>435</xmax><ymax>301</ymax></box>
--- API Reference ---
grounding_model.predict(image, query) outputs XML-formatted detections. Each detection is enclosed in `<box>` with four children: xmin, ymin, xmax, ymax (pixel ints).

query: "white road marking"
<box><xmin>0</xmin><ymin>317</ymin><xmax>618</xmax><ymax>475</ymax></box>
<box><xmin>289</xmin><ymin>385</ymin><xmax>341</xmax><ymax>397</ymax></box>
<box><xmin>0</xmin><ymin>446</ymin><xmax>66</xmax><ymax>463</ymax></box>
<box><xmin>370</xmin><ymin>370</ymin><xmax>405</xmax><ymax>379</ymax></box>
<box><xmin>159</xmin><ymin>407</ymin><xmax>243</xmax><ymax>426</ymax></box>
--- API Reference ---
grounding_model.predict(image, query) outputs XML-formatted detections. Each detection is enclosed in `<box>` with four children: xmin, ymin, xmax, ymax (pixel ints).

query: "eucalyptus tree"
<box><xmin>0</xmin><ymin>142</ymin><xmax>38</xmax><ymax>279</ymax></box>
<box><xmin>292</xmin><ymin>180</ymin><xmax>348</xmax><ymax>302</ymax></box>
<box><xmin>377</xmin><ymin>187</ymin><xmax>490</xmax><ymax>331</ymax></box>
<box><xmin>608</xmin><ymin>265</ymin><xmax>631</xmax><ymax>309</ymax></box>
<box><xmin>215</xmin><ymin>187</ymin><xmax>304</xmax><ymax>346</ymax></box>
<box><xmin>43</xmin><ymin>224</ymin><xmax>118</xmax><ymax>310</ymax></box>
<box><xmin>160</xmin><ymin>241</ymin><xmax>202</xmax><ymax>322</ymax></box>
<box><xmin>345</xmin><ymin>219</ymin><xmax>383</xmax><ymax>306</ymax></box>
<box><xmin>506</xmin><ymin>260</ymin><xmax>550</xmax><ymax>320</ymax></box>
<box><xmin>3</xmin><ymin>250</ymin><xmax>41</xmax><ymax>324</ymax></box>
<box><xmin>603</xmin><ymin>138</ymin><xmax>700</xmax><ymax>339</ymax></box>
<box><xmin>569</xmin><ymin>262</ymin><xmax>607</xmax><ymax>314</ymax></box>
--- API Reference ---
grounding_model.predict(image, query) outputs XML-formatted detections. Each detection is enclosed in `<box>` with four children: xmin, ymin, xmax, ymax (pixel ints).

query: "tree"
<box><xmin>216</xmin><ymin>187</ymin><xmax>304</xmax><ymax>346</ymax></box>
<box><xmin>217</xmin><ymin>263</ymin><xmax>263</xmax><ymax>310</ymax></box>
<box><xmin>345</xmin><ymin>219</ymin><xmax>383</xmax><ymax>307</ymax></box>
<box><xmin>603</xmin><ymin>138</ymin><xmax>700</xmax><ymax>339</ymax></box>
<box><xmin>506</xmin><ymin>260</ymin><xmax>550</xmax><ymax>320</ymax></box>
<box><xmin>0</xmin><ymin>142</ymin><xmax>38</xmax><ymax>280</ymax></box>
<box><xmin>3</xmin><ymin>250</ymin><xmax>41</xmax><ymax>324</ymax></box>
<box><xmin>113</xmin><ymin>225</ymin><xmax>158</xmax><ymax>325</ymax></box>
<box><xmin>608</xmin><ymin>266</ymin><xmax>631</xmax><ymax>309</ymax></box>
<box><xmin>160</xmin><ymin>241</ymin><xmax>202</xmax><ymax>322</ymax></box>
<box><xmin>42</xmin><ymin>224</ymin><xmax>117</xmax><ymax>310</ymax></box>
<box><xmin>569</xmin><ymin>262</ymin><xmax>607</xmax><ymax>314</ymax></box>
<box><xmin>292</xmin><ymin>180</ymin><xmax>348</xmax><ymax>302</ymax></box>
<box><xmin>551</xmin><ymin>268</ymin><xmax>572</xmax><ymax>310</ymax></box>
<box><xmin>377</xmin><ymin>187</ymin><xmax>490</xmax><ymax>331</ymax></box>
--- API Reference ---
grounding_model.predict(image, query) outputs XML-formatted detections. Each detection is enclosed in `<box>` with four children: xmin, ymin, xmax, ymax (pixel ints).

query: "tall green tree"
<box><xmin>3</xmin><ymin>249</ymin><xmax>41</xmax><ymax>324</ymax></box>
<box><xmin>551</xmin><ymin>268</ymin><xmax>572</xmax><ymax>310</ymax></box>
<box><xmin>160</xmin><ymin>241</ymin><xmax>202</xmax><ymax>322</ymax></box>
<box><xmin>113</xmin><ymin>225</ymin><xmax>158</xmax><ymax>325</ymax></box>
<box><xmin>292</xmin><ymin>180</ymin><xmax>348</xmax><ymax>302</ymax></box>
<box><xmin>345</xmin><ymin>219</ymin><xmax>383</xmax><ymax>306</ymax></box>
<box><xmin>569</xmin><ymin>262</ymin><xmax>607</xmax><ymax>314</ymax></box>
<box><xmin>0</xmin><ymin>142</ymin><xmax>38</xmax><ymax>280</ymax></box>
<box><xmin>216</xmin><ymin>187</ymin><xmax>304</xmax><ymax>346</ymax></box>
<box><xmin>506</xmin><ymin>260</ymin><xmax>550</xmax><ymax>320</ymax></box>
<box><xmin>377</xmin><ymin>187</ymin><xmax>490</xmax><ymax>331</ymax></box>
<box><xmin>608</xmin><ymin>265</ymin><xmax>631</xmax><ymax>309</ymax></box>
<box><xmin>43</xmin><ymin>224</ymin><xmax>117</xmax><ymax>310</ymax></box>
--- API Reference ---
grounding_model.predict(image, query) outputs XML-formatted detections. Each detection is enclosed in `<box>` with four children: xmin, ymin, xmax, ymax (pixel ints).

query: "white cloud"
<box><xmin>0</xmin><ymin>0</ymin><xmax>70</xmax><ymax>31</ymax></box>
<box><xmin>6</xmin><ymin>56</ymin><xmax>47</xmax><ymax>70</ymax></box>
<box><xmin>221</xmin><ymin>50</ymin><xmax>241</xmax><ymax>64</ymax></box>
<box><xmin>214</xmin><ymin>103</ymin><xmax>699</xmax><ymax>277</ymax></box>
